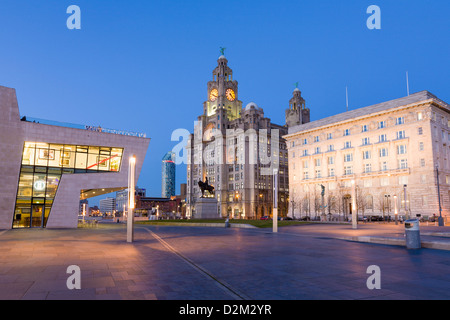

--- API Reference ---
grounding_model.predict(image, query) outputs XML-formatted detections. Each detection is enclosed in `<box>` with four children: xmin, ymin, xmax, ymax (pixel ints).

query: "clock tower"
<box><xmin>187</xmin><ymin>52</ymin><xmax>289</xmax><ymax>221</ymax></box>
<box><xmin>204</xmin><ymin>55</ymin><xmax>242</xmax><ymax>122</ymax></box>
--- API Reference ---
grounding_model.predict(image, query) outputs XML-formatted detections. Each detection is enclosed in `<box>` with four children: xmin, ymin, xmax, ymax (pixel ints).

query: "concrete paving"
<box><xmin>1</xmin><ymin>222</ymin><xmax>450</xmax><ymax>300</ymax></box>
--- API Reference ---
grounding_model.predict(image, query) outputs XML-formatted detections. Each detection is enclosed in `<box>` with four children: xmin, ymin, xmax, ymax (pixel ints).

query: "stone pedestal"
<box><xmin>194</xmin><ymin>197</ymin><xmax>219</xmax><ymax>219</ymax></box>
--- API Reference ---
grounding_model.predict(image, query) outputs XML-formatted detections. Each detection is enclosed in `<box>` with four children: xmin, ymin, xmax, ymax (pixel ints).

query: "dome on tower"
<box><xmin>245</xmin><ymin>102</ymin><xmax>259</xmax><ymax>111</ymax></box>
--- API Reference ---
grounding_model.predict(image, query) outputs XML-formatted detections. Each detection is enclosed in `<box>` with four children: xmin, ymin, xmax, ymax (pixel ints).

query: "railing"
<box><xmin>21</xmin><ymin>116</ymin><xmax>147</xmax><ymax>138</ymax></box>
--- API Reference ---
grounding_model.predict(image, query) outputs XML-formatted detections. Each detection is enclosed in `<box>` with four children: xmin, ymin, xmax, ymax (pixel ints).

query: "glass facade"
<box><xmin>162</xmin><ymin>151</ymin><xmax>176</xmax><ymax>198</ymax></box>
<box><xmin>13</xmin><ymin>142</ymin><xmax>123</xmax><ymax>228</ymax></box>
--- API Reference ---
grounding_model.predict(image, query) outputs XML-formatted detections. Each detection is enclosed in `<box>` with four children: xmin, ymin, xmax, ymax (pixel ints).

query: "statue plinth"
<box><xmin>194</xmin><ymin>197</ymin><xmax>219</xmax><ymax>219</ymax></box>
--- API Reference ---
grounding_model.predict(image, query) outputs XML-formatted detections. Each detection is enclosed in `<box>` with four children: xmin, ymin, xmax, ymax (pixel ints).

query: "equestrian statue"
<box><xmin>198</xmin><ymin>177</ymin><xmax>215</xmax><ymax>197</ymax></box>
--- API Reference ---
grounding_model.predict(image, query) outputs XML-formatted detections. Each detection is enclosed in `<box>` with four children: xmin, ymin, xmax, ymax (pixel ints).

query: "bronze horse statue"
<box><xmin>198</xmin><ymin>178</ymin><xmax>215</xmax><ymax>197</ymax></box>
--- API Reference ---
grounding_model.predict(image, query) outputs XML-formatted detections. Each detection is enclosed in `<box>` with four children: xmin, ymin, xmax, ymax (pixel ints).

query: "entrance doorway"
<box><xmin>343</xmin><ymin>195</ymin><xmax>352</xmax><ymax>219</ymax></box>
<box><xmin>31</xmin><ymin>204</ymin><xmax>44</xmax><ymax>228</ymax></box>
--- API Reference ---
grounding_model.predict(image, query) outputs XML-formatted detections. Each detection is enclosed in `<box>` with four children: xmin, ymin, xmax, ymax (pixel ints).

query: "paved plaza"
<box><xmin>1</xmin><ymin>222</ymin><xmax>450</xmax><ymax>300</ymax></box>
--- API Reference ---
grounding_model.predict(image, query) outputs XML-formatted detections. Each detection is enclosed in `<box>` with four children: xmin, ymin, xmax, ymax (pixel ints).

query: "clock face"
<box><xmin>226</xmin><ymin>88</ymin><xmax>236</xmax><ymax>101</ymax></box>
<box><xmin>209</xmin><ymin>89</ymin><xmax>218</xmax><ymax>101</ymax></box>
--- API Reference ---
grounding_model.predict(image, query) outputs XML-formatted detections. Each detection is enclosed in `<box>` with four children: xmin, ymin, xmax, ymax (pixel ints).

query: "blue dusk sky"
<box><xmin>0</xmin><ymin>0</ymin><xmax>449</xmax><ymax>205</ymax></box>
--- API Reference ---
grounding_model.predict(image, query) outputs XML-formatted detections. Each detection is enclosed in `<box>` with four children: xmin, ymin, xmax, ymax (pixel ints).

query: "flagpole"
<box><xmin>406</xmin><ymin>71</ymin><xmax>410</xmax><ymax>96</ymax></box>
<box><xmin>346</xmin><ymin>86</ymin><xmax>349</xmax><ymax>112</ymax></box>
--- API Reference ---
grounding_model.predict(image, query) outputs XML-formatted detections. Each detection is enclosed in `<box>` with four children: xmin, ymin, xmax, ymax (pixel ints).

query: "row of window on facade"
<box><xmin>21</xmin><ymin>142</ymin><xmax>123</xmax><ymax>172</ymax></box>
<box><xmin>290</xmin><ymin>116</ymin><xmax>413</xmax><ymax>146</ymax></box>
<box><xmin>296</xmin><ymin>160</ymin><xmax>409</xmax><ymax>180</ymax></box>
<box><xmin>291</xmin><ymin>109</ymin><xmax>450</xmax><ymax>146</ymax></box>
<box><xmin>293</xmin><ymin>145</ymin><xmax>411</xmax><ymax>169</ymax></box>
<box><xmin>291</xmin><ymin>130</ymin><xmax>413</xmax><ymax>157</ymax></box>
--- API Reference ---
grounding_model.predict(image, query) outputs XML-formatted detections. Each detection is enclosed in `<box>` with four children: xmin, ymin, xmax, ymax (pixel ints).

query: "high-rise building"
<box><xmin>186</xmin><ymin>54</ymin><xmax>309</xmax><ymax>219</ymax></box>
<box><xmin>162</xmin><ymin>151</ymin><xmax>176</xmax><ymax>198</ymax></box>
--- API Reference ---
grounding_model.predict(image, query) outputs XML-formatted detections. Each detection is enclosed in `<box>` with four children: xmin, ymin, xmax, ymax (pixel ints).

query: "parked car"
<box><xmin>260</xmin><ymin>216</ymin><xmax>271</xmax><ymax>220</ymax></box>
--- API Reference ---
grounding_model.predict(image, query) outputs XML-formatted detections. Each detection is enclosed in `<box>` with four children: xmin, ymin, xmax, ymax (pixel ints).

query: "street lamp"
<box><xmin>273</xmin><ymin>168</ymin><xmax>278</xmax><ymax>233</ymax></box>
<box><xmin>394</xmin><ymin>195</ymin><xmax>398</xmax><ymax>225</ymax></box>
<box><xmin>384</xmin><ymin>194</ymin><xmax>390</xmax><ymax>222</ymax></box>
<box><xmin>436</xmin><ymin>166</ymin><xmax>444</xmax><ymax>226</ymax></box>
<box><xmin>403</xmin><ymin>184</ymin><xmax>408</xmax><ymax>220</ymax></box>
<box><xmin>127</xmin><ymin>155</ymin><xmax>136</xmax><ymax>243</ymax></box>
<box><xmin>351</xmin><ymin>179</ymin><xmax>357</xmax><ymax>229</ymax></box>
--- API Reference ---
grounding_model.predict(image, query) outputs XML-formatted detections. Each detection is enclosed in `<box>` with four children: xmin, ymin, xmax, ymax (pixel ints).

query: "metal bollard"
<box><xmin>405</xmin><ymin>219</ymin><xmax>421</xmax><ymax>249</ymax></box>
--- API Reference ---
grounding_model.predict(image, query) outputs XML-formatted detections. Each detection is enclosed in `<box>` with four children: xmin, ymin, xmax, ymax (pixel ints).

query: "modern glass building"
<box><xmin>162</xmin><ymin>151</ymin><xmax>176</xmax><ymax>198</ymax></box>
<box><xmin>0</xmin><ymin>85</ymin><xmax>150</xmax><ymax>229</ymax></box>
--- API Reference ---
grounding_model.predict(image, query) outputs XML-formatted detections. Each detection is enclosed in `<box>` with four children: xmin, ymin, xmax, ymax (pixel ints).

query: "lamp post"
<box><xmin>82</xmin><ymin>203</ymin><xmax>86</xmax><ymax>224</ymax></box>
<box><xmin>403</xmin><ymin>184</ymin><xmax>408</xmax><ymax>220</ymax></box>
<box><xmin>384</xmin><ymin>194</ymin><xmax>390</xmax><ymax>222</ymax></box>
<box><xmin>351</xmin><ymin>179</ymin><xmax>357</xmax><ymax>229</ymax></box>
<box><xmin>394</xmin><ymin>195</ymin><xmax>398</xmax><ymax>225</ymax></box>
<box><xmin>273</xmin><ymin>168</ymin><xmax>278</xmax><ymax>233</ymax></box>
<box><xmin>436</xmin><ymin>166</ymin><xmax>444</xmax><ymax>226</ymax></box>
<box><xmin>127</xmin><ymin>155</ymin><xmax>136</xmax><ymax>243</ymax></box>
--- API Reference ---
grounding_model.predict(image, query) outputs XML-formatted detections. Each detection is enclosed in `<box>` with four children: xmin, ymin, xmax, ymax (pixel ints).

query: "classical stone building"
<box><xmin>0</xmin><ymin>85</ymin><xmax>150</xmax><ymax>229</ymax></box>
<box><xmin>284</xmin><ymin>90</ymin><xmax>450</xmax><ymax>221</ymax></box>
<box><xmin>186</xmin><ymin>55</ymin><xmax>309</xmax><ymax>219</ymax></box>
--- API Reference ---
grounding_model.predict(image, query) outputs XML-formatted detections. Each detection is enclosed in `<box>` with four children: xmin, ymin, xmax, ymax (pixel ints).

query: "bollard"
<box><xmin>405</xmin><ymin>219</ymin><xmax>421</xmax><ymax>249</ymax></box>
